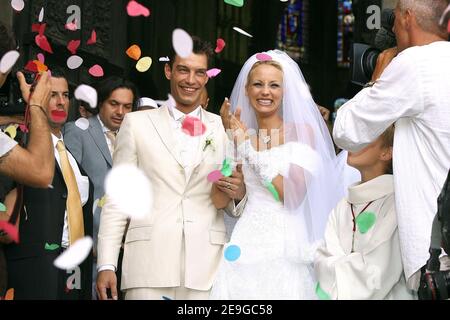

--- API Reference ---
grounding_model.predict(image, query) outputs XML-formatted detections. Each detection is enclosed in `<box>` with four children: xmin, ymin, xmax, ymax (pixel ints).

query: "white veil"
<box><xmin>229</xmin><ymin>50</ymin><xmax>346</xmax><ymax>259</ymax></box>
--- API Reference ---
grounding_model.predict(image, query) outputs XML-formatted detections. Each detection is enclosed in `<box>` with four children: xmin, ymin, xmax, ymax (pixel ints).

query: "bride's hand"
<box><xmin>219</xmin><ymin>97</ymin><xmax>232</xmax><ymax>130</ymax></box>
<box><xmin>230</xmin><ymin>107</ymin><xmax>248</xmax><ymax>145</ymax></box>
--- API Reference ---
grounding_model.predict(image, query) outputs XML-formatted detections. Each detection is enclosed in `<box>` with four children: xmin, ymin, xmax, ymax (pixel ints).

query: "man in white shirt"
<box><xmin>5</xmin><ymin>68</ymin><xmax>93</xmax><ymax>299</ymax></box>
<box><xmin>333</xmin><ymin>0</ymin><xmax>450</xmax><ymax>291</ymax></box>
<box><xmin>96</xmin><ymin>37</ymin><xmax>246</xmax><ymax>300</ymax></box>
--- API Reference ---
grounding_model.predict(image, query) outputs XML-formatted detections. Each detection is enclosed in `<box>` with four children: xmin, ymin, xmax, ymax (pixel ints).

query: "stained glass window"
<box><xmin>276</xmin><ymin>0</ymin><xmax>309</xmax><ymax>63</ymax></box>
<box><xmin>337</xmin><ymin>0</ymin><xmax>354</xmax><ymax>67</ymax></box>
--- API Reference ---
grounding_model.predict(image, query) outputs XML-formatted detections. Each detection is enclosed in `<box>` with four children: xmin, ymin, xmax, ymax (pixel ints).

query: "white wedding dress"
<box><xmin>210</xmin><ymin>142</ymin><xmax>318</xmax><ymax>300</ymax></box>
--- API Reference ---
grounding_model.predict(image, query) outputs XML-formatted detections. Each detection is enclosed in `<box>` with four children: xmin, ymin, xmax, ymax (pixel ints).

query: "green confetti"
<box><xmin>264</xmin><ymin>180</ymin><xmax>280</xmax><ymax>202</ymax></box>
<box><xmin>0</xmin><ymin>202</ymin><xmax>6</xmax><ymax>212</ymax></box>
<box><xmin>220</xmin><ymin>158</ymin><xmax>233</xmax><ymax>177</ymax></box>
<box><xmin>224</xmin><ymin>0</ymin><xmax>244</xmax><ymax>7</ymax></box>
<box><xmin>45</xmin><ymin>243</ymin><xmax>60</xmax><ymax>251</ymax></box>
<box><xmin>356</xmin><ymin>211</ymin><xmax>376</xmax><ymax>234</ymax></box>
<box><xmin>315</xmin><ymin>282</ymin><xmax>331</xmax><ymax>300</ymax></box>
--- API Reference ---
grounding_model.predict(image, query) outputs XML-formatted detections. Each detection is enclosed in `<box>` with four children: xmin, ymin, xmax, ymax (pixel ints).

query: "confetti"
<box><xmin>67</xmin><ymin>55</ymin><xmax>83</xmax><ymax>70</ymax></box>
<box><xmin>207</xmin><ymin>170</ymin><xmax>224</xmax><ymax>183</ymax></box>
<box><xmin>11</xmin><ymin>0</ymin><xmax>24</xmax><ymax>12</ymax></box>
<box><xmin>38</xmin><ymin>23</ymin><xmax>46</xmax><ymax>36</ymax></box>
<box><xmin>0</xmin><ymin>202</ymin><xmax>6</xmax><ymax>211</ymax></box>
<box><xmin>74</xmin><ymin>84</ymin><xmax>97</xmax><ymax>108</ymax></box>
<box><xmin>224</xmin><ymin>244</ymin><xmax>241</xmax><ymax>261</ymax></box>
<box><xmin>37</xmin><ymin>53</ymin><xmax>45</xmax><ymax>63</ymax></box>
<box><xmin>256</xmin><ymin>53</ymin><xmax>272</xmax><ymax>61</ymax></box>
<box><xmin>105</xmin><ymin>164</ymin><xmax>153</xmax><ymax>220</ymax></box>
<box><xmin>19</xmin><ymin>124</ymin><xmax>28</xmax><ymax>133</ymax></box>
<box><xmin>50</xmin><ymin>110</ymin><xmax>67</xmax><ymax>122</ymax></box>
<box><xmin>356</xmin><ymin>211</ymin><xmax>376</xmax><ymax>234</ymax></box>
<box><xmin>74</xmin><ymin>118</ymin><xmax>89</xmax><ymax>131</ymax></box>
<box><xmin>65</xmin><ymin>20</ymin><xmax>78</xmax><ymax>31</ymax></box>
<box><xmin>35</xmin><ymin>34</ymin><xmax>53</xmax><ymax>53</ymax></box>
<box><xmin>172</xmin><ymin>28</ymin><xmax>193</xmax><ymax>59</ymax></box>
<box><xmin>4</xmin><ymin>125</ymin><xmax>17</xmax><ymax>139</ymax></box>
<box><xmin>67</xmin><ymin>40</ymin><xmax>81</xmax><ymax>55</ymax></box>
<box><xmin>126</xmin><ymin>44</ymin><xmax>142</xmax><ymax>61</ymax></box>
<box><xmin>0</xmin><ymin>221</ymin><xmax>19</xmax><ymax>243</ymax></box>
<box><xmin>215</xmin><ymin>38</ymin><xmax>226</xmax><ymax>53</ymax></box>
<box><xmin>315</xmin><ymin>282</ymin><xmax>331</xmax><ymax>300</ymax></box>
<box><xmin>38</xmin><ymin>7</ymin><xmax>44</xmax><ymax>22</ymax></box>
<box><xmin>0</xmin><ymin>50</ymin><xmax>20</xmax><ymax>74</ymax></box>
<box><xmin>181</xmin><ymin>116</ymin><xmax>206</xmax><ymax>136</ymax></box>
<box><xmin>127</xmin><ymin>0</ymin><xmax>150</xmax><ymax>17</ymax></box>
<box><xmin>98</xmin><ymin>196</ymin><xmax>106</xmax><ymax>208</ymax></box>
<box><xmin>4</xmin><ymin>288</ymin><xmax>14</xmax><ymax>300</ymax></box>
<box><xmin>89</xmin><ymin>64</ymin><xmax>104</xmax><ymax>77</ymax></box>
<box><xmin>206</xmin><ymin>68</ymin><xmax>221</xmax><ymax>78</ymax></box>
<box><xmin>220</xmin><ymin>158</ymin><xmax>232</xmax><ymax>177</ymax></box>
<box><xmin>159</xmin><ymin>56</ymin><xmax>170</xmax><ymax>62</ymax></box>
<box><xmin>162</xmin><ymin>296</ymin><xmax>172</xmax><ymax>300</ymax></box>
<box><xmin>33</xmin><ymin>60</ymin><xmax>48</xmax><ymax>73</ymax></box>
<box><xmin>87</xmin><ymin>29</ymin><xmax>97</xmax><ymax>45</ymax></box>
<box><xmin>233</xmin><ymin>27</ymin><xmax>253</xmax><ymax>38</ymax></box>
<box><xmin>53</xmin><ymin>236</ymin><xmax>93</xmax><ymax>270</ymax></box>
<box><xmin>224</xmin><ymin>0</ymin><xmax>244</xmax><ymax>7</ymax></box>
<box><xmin>264</xmin><ymin>180</ymin><xmax>280</xmax><ymax>202</ymax></box>
<box><xmin>136</xmin><ymin>57</ymin><xmax>152</xmax><ymax>72</ymax></box>
<box><xmin>31</xmin><ymin>23</ymin><xmax>41</xmax><ymax>33</ymax></box>
<box><xmin>24</xmin><ymin>60</ymin><xmax>38</xmax><ymax>73</ymax></box>
<box><xmin>45</xmin><ymin>243</ymin><xmax>60</xmax><ymax>251</ymax></box>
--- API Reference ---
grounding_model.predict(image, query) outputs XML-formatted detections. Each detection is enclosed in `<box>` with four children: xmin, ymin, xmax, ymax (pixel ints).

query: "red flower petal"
<box><xmin>0</xmin><ymin>221</ymin><xmax>19</xmax><ymax>243</ymax></box>
<box><xmin>181</xmin><ymin>116</ymin><xmax>206</xmax><ymax>136</ymax></box>
<box><xmin>87</xmin><ymin>30</ymin><xmax>97</xmax><ymax>45</ymax></box>
<box><xmin>67</xmin><ymin>40</ymin><xmax>81</xmax><ymax>55</ymax></box>
<box><xmin>35</xmin><ymin>34</ymin><xmax>53</xmax><ymax>54</ymax></box>
<box><xmin>215</xmin><ymin>38</ymin><xmax>226</xmax><ymax>53</ymax></box>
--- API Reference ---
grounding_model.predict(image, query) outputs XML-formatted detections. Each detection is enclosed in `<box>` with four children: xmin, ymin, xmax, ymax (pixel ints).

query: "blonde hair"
<box><xmin>246</xmin><ymin>60</ymin><xmax>283</xmax><ymax>87</ymax></box>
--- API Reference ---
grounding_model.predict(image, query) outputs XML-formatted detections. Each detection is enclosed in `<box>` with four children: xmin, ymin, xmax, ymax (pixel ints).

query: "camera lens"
<box><xmin>362</xmin><ymin>49</ymin><xmax>380</xmax><ymax>80</ymax></box>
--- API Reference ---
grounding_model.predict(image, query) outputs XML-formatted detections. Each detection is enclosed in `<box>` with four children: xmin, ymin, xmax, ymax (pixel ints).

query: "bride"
<box><xmin>209</xmin><ymin>50</ymin><xmax>346</xmax><ymax>299</ymax></box>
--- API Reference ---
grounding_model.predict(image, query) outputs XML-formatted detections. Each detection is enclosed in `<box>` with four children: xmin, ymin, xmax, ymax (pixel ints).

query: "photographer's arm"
<box><xmin>0</xmin><ymin>72</ymin><xmax>54</xmax><ymax>188</ymax></box>
<box><xmin>333</xmin><ymin>49</ymin><xmax>422</xmax><ymax>152</ymax></box>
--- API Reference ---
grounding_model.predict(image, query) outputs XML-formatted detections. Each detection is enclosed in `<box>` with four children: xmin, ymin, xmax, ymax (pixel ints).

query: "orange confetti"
<box><xmin>126</xmin><ymin>44</ymin><xmax>142</xmax><ymax>61</ymax></box>
<box><xmin>5</xmin><ymin>288</ymin><xmax>14</xmax><ymax>300</ymax></box>
<box><xmin>33</xmin><ymin>60</ymin><xmax>48</xmax><ymax>73</ymax></box>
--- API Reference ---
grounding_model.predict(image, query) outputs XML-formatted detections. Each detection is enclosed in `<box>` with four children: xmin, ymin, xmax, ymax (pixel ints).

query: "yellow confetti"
<box><xmin>136</xmin><ymin>56</ymin><xmax>152</xmax><ymax>72</ymax></box>
<box><xmin>4</xmin><ymin>125</ymin><xmax>17</xmax><ymax>139</ymax></box>
<box><xmin>98</xmin><ymin>196</ymin><xmax>106</xmax><ymax>208</ymax></box>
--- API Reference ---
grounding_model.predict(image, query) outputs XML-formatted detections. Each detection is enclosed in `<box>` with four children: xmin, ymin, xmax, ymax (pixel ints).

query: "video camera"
<box><xmin>418</xmin><ymin>169</ymin><xmax>450</xmax><ymax>300</ymax></box>
<box><xmin>351</xmin><ymin>9</ymin><xmax>397</xmax><ymax>86</ymax></box>
<box><xmin>0</xmin><ymin>71</ymin><xmax>35</xmax><ymax>116</ymax></box>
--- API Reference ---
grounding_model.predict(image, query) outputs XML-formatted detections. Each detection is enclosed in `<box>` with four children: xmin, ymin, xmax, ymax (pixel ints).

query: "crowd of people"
<box><xmin>0</xmin><ymin>0</ymin><xmax>449</xmax><ymax>300</ymax></box>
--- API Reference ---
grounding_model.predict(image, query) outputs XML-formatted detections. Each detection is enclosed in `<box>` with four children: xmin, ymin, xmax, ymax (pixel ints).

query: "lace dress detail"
<box><xmin>210</xmin><ymin>143</ymin><xmax>318</xmax><ymax>300</ymax></box>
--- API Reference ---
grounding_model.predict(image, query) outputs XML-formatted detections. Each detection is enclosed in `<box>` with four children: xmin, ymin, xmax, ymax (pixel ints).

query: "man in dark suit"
<box><xmin>63</xmin><ymin>76</ymin><xmax>138</xmax><ymax>298</ymax></box>
<box><xmin>5</xmin><ymin>69</ymin><xmax>93</xmax><ymax>300</ymax></box>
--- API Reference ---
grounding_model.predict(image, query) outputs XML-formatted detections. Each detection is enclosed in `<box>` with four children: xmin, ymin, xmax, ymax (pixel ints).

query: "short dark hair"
<box><xmin>0</xmin><ymin>21</ymin><xmax>16</xmax><ymax>59</ymax></box>
<box><xmin>48</xmin><ymin>65</ymin><xmax>68</xmax><ymax>81</ymax></box>
<box><xmin>168</xmin><ymin>36</ymin><xmax>214</xmax><ymax>68</ymax></box>
<box><xmin>94</xmin><ymin>76</ymin><xmax>140</xmax><ymax>112</ymax></box>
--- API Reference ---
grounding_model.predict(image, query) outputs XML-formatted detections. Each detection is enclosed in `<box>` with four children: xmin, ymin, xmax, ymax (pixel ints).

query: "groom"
<box><xmin>96</xmin><ymin>37</ymin><xmax>246</xmax><ymax>299</ymax></box>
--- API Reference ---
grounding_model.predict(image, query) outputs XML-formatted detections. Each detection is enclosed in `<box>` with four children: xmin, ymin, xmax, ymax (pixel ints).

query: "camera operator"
<box><xmin>333</xmin><ymin>0</ymin><xmax>450</xmax><ymax>293</ymax></box>
<box><xmin>0</xmin><ymin>21</ymin><xmax>54</xmax><ymax>188</ymax></box>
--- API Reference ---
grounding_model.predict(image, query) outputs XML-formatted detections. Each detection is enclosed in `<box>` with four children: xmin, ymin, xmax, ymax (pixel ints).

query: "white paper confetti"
<box><xmin>38</xmin><ymin>7</ymin><xmax>44</xmax><ymax>22</ymax></box>
<box><xmin>75</xmin><ymin>118</ymin><xmax>89</xmax><ymax>131</ymax></box>
<box><xmin>0</xmin><ymin>50</ymin><xmax>20</xmax><ymax>74</ymax></box>
<box><xmin>11</xmin><ymin>0</ymin><xmax>25</xmax><ymax>12</ymax></box>
<box><xmin>67</xmin><ymin>55</ymin><xmax>83</xmax><ymax>70</ymax></box>
<box><xmin>53</xmin><ymin>236</ymin><xmax>93</xmax><ymax>270</ymax></box>
<box><xmin>74</xmin><ymin>84</ymin><xmax>97</xmax><ymax>109</ymax></box>
<box><xmin>233</xmin><ymin>26</ymin><xmax>253</xmax><ymax>38</ymax></box>
<box><xmin>172</xmin><ymin>28</ymin><xmax>193</xmax><ymax>58</ymax></box>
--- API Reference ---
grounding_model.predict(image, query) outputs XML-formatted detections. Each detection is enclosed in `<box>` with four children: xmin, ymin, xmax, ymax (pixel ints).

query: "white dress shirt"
<box><xmin>97</xmin><ymin>115</ymin><xmax>116</xmax><ymax>157</ymax></box>
<box><xmin>0</xmin><ymin>131</ymin><xmax>18</xmax><ymax>157</ymax></box>
<box><xmin>333</xmin><ymin>41</ymin><xmax>450</xmax><ymax>288</ymax></box>
<box><xmin>169</xmin><ymin>104</ymin><xmax>203</xmax><ymax>180</ymax></box>
<box><xmin>52</xmin><ymin>133</ymin><xmax>89</xmax><ymax>247</ymax></box>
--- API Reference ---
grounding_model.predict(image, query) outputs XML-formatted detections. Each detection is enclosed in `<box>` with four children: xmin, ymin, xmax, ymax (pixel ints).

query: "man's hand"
<box><xmin>215</xmin><ymin>164</ymin><xmax>246</xmax><ymax>201</ymax></box>
<box><xmin>96</xmin><ymin>270</ymin><xmax>118</xmax><ymax>300</ymax></box>
<box><xmin>17</xmin><ymin>71</ymin><xmax>51</xmax><ymax>107</ymax></box>
<box><xmin>317</xmin><ymin>105</ymin><xmax>330</xmax><ymax>122</ymax></box>
<box><xmin>371</xmin><ymin>47</ymin><xmax>399</xmax><ymax>82</ymax></box>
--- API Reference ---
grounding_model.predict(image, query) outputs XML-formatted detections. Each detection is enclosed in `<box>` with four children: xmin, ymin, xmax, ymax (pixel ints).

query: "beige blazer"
<box><xmin>97</xmin><ymin>105</ymin><xmax>238</xmax><ymax>291</ymax></box>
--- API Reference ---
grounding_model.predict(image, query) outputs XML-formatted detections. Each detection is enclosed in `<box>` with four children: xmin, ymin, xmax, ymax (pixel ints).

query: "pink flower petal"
<box><xmin>207</xmin><ymin>170</ymin><xmax>224</xmax><ymax>183</ymax></box>
<box><xmin>206</xmin><ymin>68</ymin><xmax>221</xmax><ymax>78</ymax></box>
<box><xmin>19</xmin><ymin>124</ymin><xmax>29</xmax><ymax>133</ymax></box>
<box><xmin>181</xmin><ymin>116</ymin><xmax>206</xmax><ymax>136</ymax></box>
<box><xmin>87</xmin><ymin>30</ymin><xmax>97</xmax><ymax>45</ymax></box>
<box><xmin>35</xmin><ymin>34</ymin><xmax>53</xmax><ymax>53</ymax></box>
<box><xmin>89</xmin><ymin>64</ymin><xmax>104</xmax><ymax>77</ymax></box>
<box><xmin>65</xmin><ymin>20</ymin><xmax>78</xmax><ymax>31</ymax></box>
<box><xmin>0</xmin><ymin>221</ymin><xmax>19</xmax><ymax>243</ymax></box>
<box><xmin>67</xmin><ymin>40</ymin><xmax>80</xmax><ymax>55</ymax></box>
<box><xmin>215</xmin><ymin>38</ymin><xmax>226</xmax><ymax>53</ymax></box>
<box><xmin>37</xmin><ymin>53</ymin><xmax>45</xmax><ymax>63</ymax></box>
<box><xmin>127</xmin><ymin>0</ymin><xmax>150</xmax><ymax>17</ymax></box>
<box><xmin>256</xmin><ymin>53</ymin><xmax>272</xmax><ymax>61</ymax></box>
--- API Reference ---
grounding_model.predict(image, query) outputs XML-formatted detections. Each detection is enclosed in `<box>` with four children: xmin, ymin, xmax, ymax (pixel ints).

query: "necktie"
<box><xmin>56</xmin><ymin>140</ymin><xmax>84</xmax><ymax>245</ymax></box>
<box><xmin>105</xmin><ymin>131</ymin><xmax>116</xmax><ymax>156</ymax></box>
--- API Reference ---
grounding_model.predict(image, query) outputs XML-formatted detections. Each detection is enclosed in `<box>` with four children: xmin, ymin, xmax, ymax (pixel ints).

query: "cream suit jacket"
<box><xmin>97</xmin><ymin>105</ymin><xmax>240</xmax><ymax>290</ymax></box>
